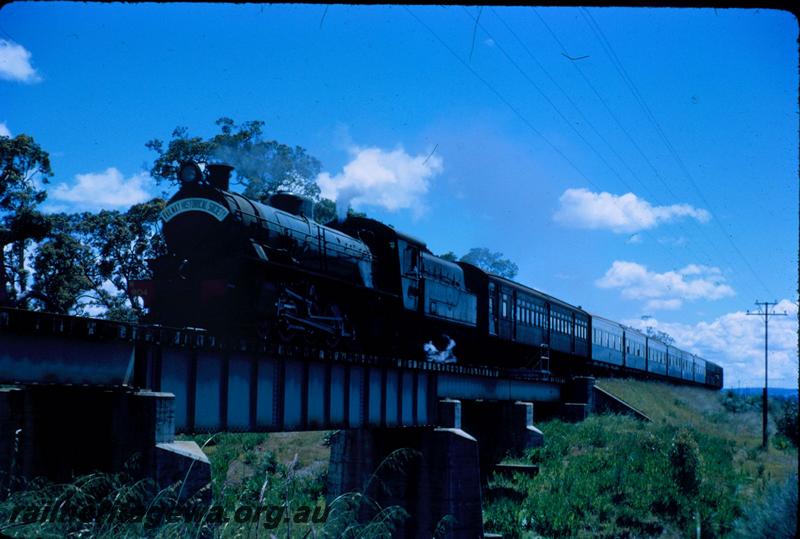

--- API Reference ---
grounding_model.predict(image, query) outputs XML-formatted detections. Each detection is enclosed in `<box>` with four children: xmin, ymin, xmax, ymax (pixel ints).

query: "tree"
<box><xmin>643</xmin><ymin>326</ymin><xmax>675</xmax><ymax>345</ymax></box>
<box><xmin>459</xmin><ymin>247</ymin><xmax>519</xmax><ymax>279</ymax></box>
<box><xmin>313</xmin><ymin>197</ymin><xmax>336</xmax><ymax>224</ymax></box>
<box><xmin>30</xmin><ymin>200</ymin><xmax>166</xmax><ymax>320</ymax></box>
<box><xmin>146</xmin><ymin>117</ymin><xmax>329</xmax><ymax>204</ymax></box>
<box><xmin>31</xmin><ymin>213</ymin><xmax>96</xmax><ymax>314</ymax></box>
<box><xmin>80</xmin><ymin>199</ymin><xmax>167</xmax><ymax>321</ymax></box>
<box><xmin>0</xmin><ymin>133</ymin><xmax>52</xmax><ymax>306</ymax></box>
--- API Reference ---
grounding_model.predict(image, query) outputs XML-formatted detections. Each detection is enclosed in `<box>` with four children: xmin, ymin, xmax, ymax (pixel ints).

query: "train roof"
<box><xmin>337</xmin><ymin>216</ymin><xmax>429</xmax><ymax>251</ymax></box>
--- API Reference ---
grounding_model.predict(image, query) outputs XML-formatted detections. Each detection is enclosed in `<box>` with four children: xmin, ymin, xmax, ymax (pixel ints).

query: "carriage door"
<box><xmin>398</xmin><ymin>240</ymin><xmax>420</xmax><ymax>312</ymax></box>
<box><xmin>488</xmin><ymin>282</ymin><xmax>498</xmax><ymax>336</ymax></box>
<box><xmin>571</xmin><ymin>312</ymin><xmax>576</xmax><ymax>354</ymax></box>
<box><xmin>498</xmin><ymin>287</ymin><xmax>512</xmax><ymax>340</ymax></box>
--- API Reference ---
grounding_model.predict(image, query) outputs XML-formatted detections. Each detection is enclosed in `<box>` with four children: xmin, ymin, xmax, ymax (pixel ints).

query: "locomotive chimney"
<box><xmin>207</xmin><ymin>163</ymin><xmax>234</xmax><ymax>191</ymax></box>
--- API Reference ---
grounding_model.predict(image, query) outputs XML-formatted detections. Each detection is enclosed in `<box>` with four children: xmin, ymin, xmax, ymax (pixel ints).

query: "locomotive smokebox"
<box><xmin>207</xmin><ymin>163</ymin><xmax>234</xmax><ymax>191</ymax></box>
<box><xmin>269</xmin><ymin>192</ymin><xmax>314</xmax><ymax>218</ymax></box>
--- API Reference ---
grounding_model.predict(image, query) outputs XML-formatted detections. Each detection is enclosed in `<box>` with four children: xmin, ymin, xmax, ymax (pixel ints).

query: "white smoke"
<box><xmin>317</xmin><ymin>145</ymin><xmax>443</xmax><ymax>219</ymax></box>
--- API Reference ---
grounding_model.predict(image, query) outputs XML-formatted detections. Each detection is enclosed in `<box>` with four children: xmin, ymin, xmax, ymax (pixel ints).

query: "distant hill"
<box><xmin>727</xmin><ymin>387</ymin><xmax>798</xmax><ymax>399</ymax></box>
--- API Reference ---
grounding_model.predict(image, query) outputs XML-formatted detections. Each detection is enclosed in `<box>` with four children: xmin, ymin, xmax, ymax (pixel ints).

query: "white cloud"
<box><xmin>0</xmin><ymin>122</ymin><xmax>10</xmax><ymax>137</ymax></box>
<box><xmin>596</xmin><ymin>260</ymin><xmax>735</xmax><ymax>306</ymax></box>
<box><xmin>554</xmin><ymin>188</ymin><xmax>710</xmax><ymax>233</ymax></box>
<box><xmin>316</xmin><ymin>145</ymin><xmax>443</xmax><ymax>218</ymax></box>
<box><xmin>50</xmin><ymin>167</ymin><xmax>151</xmax><ymax>210</ymax></box>
<box><xmin>624</xmin><ymin>299</ymin><xmax>798</xmax><ymax>388</ymax></box>
<box><xmin>0</xmin><ymin>40</ymin><xmax>41</xmax><ymax>83</ymax></box>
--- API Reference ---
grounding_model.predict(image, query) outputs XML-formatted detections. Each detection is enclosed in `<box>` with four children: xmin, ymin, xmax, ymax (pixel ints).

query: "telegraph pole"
<box><xmin>746</xmin><ymin>300</ymin><xmax>787</xmax><ymax>449</ymax></box>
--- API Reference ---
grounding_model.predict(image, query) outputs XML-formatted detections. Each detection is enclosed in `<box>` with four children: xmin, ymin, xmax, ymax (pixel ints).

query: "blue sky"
<box><xmin>1</xmin><ymin>4</ymin><xmax>797</xmax><ymax>387</ymax></box>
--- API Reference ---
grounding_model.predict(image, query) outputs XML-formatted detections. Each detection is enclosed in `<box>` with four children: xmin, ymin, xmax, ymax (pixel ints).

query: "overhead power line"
<box><xmin>402</xmin><ymin>7</ymin><xmax>602</xmax><ymax>193</ymax></box>
<box><xmin>581</xmin><ymin>8</ymin><xmax>773</xmax><ymax>299</ymax></box>
<box><xmin>485</xmin><ymin>7</ymin><xmax>722</xmax><ymax>272</ymax></box>
<box><xmin>530</xmin><ymin>7</ymin><xmax>736</xmax><ymax>273</ymax></box>
<box><xmin>407</xmin><ymin>5</ymin><xmax>681</xmax><ymax>269</ymax></box>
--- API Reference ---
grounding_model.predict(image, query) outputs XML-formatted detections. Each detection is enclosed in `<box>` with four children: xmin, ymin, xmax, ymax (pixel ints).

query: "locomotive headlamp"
<box><xmin>178</xmin><ymin>161</ymin><xmax>203</xmax><ymax>184</ymax></box>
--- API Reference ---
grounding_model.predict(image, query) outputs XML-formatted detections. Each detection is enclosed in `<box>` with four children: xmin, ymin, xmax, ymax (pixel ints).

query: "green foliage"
<box><xmin>438</xmin><ymin>247</ymin><xmax>518</xmax><ymax>278</ymax></box>
<box><xmin>0</xmin><ymin>133</ymin><xmax>52</xmax><ymax>307</ymax></box>
<box><xmin>0</xmin><ymin>431</ymin><xmax>410</xmax><ymax>538</ymax></box>
<box><xmin>774</xmin><ymin>398</ymin><xmax>798</xmax><ymax>446</ymax></box>
<box><xmin>0</xmin><ymin>133</ymin><xmax>51</xmax><ymax>214</ymax></box>
<box><xmin>732</xmin><ymin>474</ymin><xmax>798</xmax><ymax>538</ymax></box>
<box><xmin>669</xmin><ymin>428</ymin><xmax>703</xmax><ymax>500</ymax></box>
<box><xmin>460</xmin><ymin>247</ymin><xmax>519</xmax><ymax>279</ymax></box>
<box><xmin>31</xmin><ymin>219</ymin><xmax>95</xmax><ymax>314</ymax></box>
<box><xmin>147</xmin><ymin>117</ymin><xmax>341</xmax><ymax>226</ymax></box>
<box><xmin>721</xmin><ymin>389</ymin><xmax>762</xmax><ymax>413</ymax></box>
<box><xmin>0</xmin><ymin>467</ymin><xmax>210</xmax><ymax>538</ymax></box>
<box><xmin>147</xmin><ymin>117</ymin><xmax>322</xmax><ymax>202</ymax></box>
<box><xmin>642</xmin><ymin>326</ymin><xmax>675</xmax><ymax>345</ymax></box>
<box><xmin>314</xmin><ymin>197</ymin><xmax>337</xmax><ymax>224</ymax></box>
<box><xmin>28</xmin><ymin>200</ymin><xmax>166</xmax><ymax>319</ymax></box>
<box><xmin>485</xmin><ymin>416</ymin><xmax>746</xmax><ymax>538</ymax></box>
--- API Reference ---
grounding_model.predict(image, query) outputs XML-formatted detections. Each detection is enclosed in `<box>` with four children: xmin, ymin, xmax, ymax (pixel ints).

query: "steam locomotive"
<box><xmin>132</xmin><ymin>161</ymin><xmax>723</xmax><ymax>389</ymax></box>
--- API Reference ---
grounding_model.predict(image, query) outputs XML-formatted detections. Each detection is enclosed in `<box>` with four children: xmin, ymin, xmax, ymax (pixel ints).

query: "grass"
<box><xmin>0</xmin><ymin>429</ymin><xmax>414</xmax><ymax>538</ymax></box>
<box><xmin>483</xmin><ymin>378</ymin><xmax>798</xmax><ymax>538</ymax></box>
<box><xmin>598</xmin><ymin>378</ymin><xmax>797</xmax><ymax>486</ymax></box>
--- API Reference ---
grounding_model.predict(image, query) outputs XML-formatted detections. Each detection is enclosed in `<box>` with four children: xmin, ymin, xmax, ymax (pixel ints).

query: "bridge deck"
<box><xmin>0</xmin><ymin>308</ymin><xmax>562</xmax><ymax>432</ymax></box>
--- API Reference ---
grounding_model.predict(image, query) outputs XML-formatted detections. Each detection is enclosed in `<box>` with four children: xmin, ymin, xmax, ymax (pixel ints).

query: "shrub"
<box><xmin>732</xmin><ymin>474</ymin><xmax>798</xmax><ymax>538</ymax></box>
<box><xmin>774</xmin><ymin>399</ymin><xmax>798</xmax><ymax>446</ymax></box>
<box><xmin>669</xmin><ymin>428</ymin><xmax>703</xmax><ymax>501</ymax></box>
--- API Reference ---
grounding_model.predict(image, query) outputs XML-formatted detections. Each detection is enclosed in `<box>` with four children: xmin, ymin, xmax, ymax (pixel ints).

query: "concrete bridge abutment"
<box><xmin>0</xmin><ymin>386</ymin><xmax>210</xmax><ymax>503</ymax></box>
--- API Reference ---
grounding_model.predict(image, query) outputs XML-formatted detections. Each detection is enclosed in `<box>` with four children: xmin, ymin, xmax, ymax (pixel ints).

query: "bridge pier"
<box><xmin>327</xmin><ymin>398</ymin><xmax>546</xmax><ymax>537</ymax></box>
<box><xmin>460</xmin><ymin>400</ymin><xmax>543</xmax><ymax>484</ymax></box>
<box><xmin>561</xmin><ymin>375</ymin><xmax>596</xmax><ymax>422</ymax></box>
<box><xmin>0</xmin><ymin>386</ymin><xmax>210</xmax><ymax>502</ymax></box>
<box><xmin>327</xmin><ymin>399</ymin><xmax>484</xmax><ymax>538</ymax></box>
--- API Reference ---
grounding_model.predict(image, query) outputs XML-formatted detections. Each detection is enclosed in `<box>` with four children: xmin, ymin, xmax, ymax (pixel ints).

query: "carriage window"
<box><xmin>404</xmin><ymin>247</ymin><xmax>418</xmax><ymax>274</ymax></box>
<box><xmin>501</xmin><ymin>295</ymin><xmax>507</xmax><ymax>318</ymax></box>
